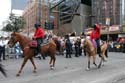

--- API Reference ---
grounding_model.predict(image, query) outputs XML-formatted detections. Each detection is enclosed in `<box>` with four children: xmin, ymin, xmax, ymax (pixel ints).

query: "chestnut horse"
<box><xmin>0</xmin><ymin>63</ymin><xmax>7</xmax><ymax>77</ymax></box>
<box><xmin>8</xmin><ymin>32</ymin><xmax>56</xmax><ymax>76</ymax></box>
<box><xmin>83</xmin><ymin>38</ymin><xmax>108</xmax><ymax>70</ymax></box>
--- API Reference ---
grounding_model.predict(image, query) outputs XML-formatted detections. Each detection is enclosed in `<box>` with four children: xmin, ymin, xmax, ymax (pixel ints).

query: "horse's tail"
<box><xmin>0</xmin><ymin>64</ymin><xmax>7</xmax><ymax>77</ymax></box>
<box><xmin>53</xmin><ymin>39</ymin><xmax>61</xmax><ymax>52</ymax></box>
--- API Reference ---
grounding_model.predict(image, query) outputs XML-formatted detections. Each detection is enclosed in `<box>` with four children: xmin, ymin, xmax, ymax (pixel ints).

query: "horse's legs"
<box><xmin>29</xmin><ymin>57</ymin><xmax>37</xmax><ymax>73</ymax></box>
<box><xmin>49</xmin><ymin>54</ymin><xmax>56</xmax><ymax>69</ymax></box>
<box><xmin>52</xmin><ymin>56</ymin><xmax>56</xmax><ymax>67</ymax></box>
<box><xmin>49</xmin><ymin>57</ymin><xmax>52</xmax><ymax>65</ymax></box>
<box><xmin>102</xmin><ymin>50</ymin><xmax>107</xmax><ymax>62</ymax></box>
<box><xmin>0</xmin><ymin>64</ymin><xmax>7</xmax><ymax>77</ymax></box>
<box><xmin>93</xmin><ymin>55</ymin><xmax>97</xmax><ymax>67</ymax></box>
<box><xmin>16</xmin><ymin>56</ymin><xmax>29</xmax><ymax>76</ymax></box>
<box><xmin>86</xmin><ymin>56</ymin><xmax>91</xmax><ymax>70</ymax></box>
<box><xmin>40</xmin><ymin>53</ymin><xmax>46</xmax><ymax>60</ymax></box>
<box><xmin>49</xmin><ymin>56</ymin><xmax>53</xmax><ymax>69</ymax></box>
<box><xmin>84</xmin><ymin>47</ymin><xmax>86</xmax><ymax>56</ymax></box>
<box><xmin>98</xmin><ymin>57</ymin><xmax>103</xmax><ymax>68</ymax></box>
<box><xmin>105</xmin><ymin>49</ymin><xmax>108</xmax><ymax>58</ymax></box>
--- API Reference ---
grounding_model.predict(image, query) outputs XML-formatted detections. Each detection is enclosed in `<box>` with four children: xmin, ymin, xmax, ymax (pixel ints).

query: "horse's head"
<box><xmin>83</xmin><ymin>38</ymin><xmax>93</xmax><ymax>48</ymax></box>
<box><xmin>83</xmin><ymin>38</ymin><xmax>89</xmax><ymax>46</ymax></box>
<box><xmin>8</xmin><ymin>32</ymin><xmax>19</xmax><ymax>47</ymax></box>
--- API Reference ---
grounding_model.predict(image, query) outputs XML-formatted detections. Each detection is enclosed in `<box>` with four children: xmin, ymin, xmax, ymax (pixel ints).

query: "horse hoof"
<box><xmin>104</xmin><ymin>58</ymin><xmax>107</xmax><ymax>62</ymax></box>
<box><xmin>98</xmin><ymin>65</ymin><xmax>101</xmax><ymax>69</ymax></box>
<box><xmin>50</xmin><ymin>66</ymin><xmax>54</xmax><ymax>70</ymax></box>
<box><xmin>85</xmin><ymin>68</ymin><xmax>90</xmax><ymax>71</ymax></box>
<box><xmin>102</xmin><ymin>64</ymin><xmax>104</xmax><ymax>66</ymax></box>
<box><xmin>50</xmin><ymin>65</ymin><xmax>53</xmax><ymax>67</ymax></box>
<box><xmin>33</xmin><ymin>70</ymin><xmax>37</xmax><ymax>73</ymax></box>
<box><xmin>16</xmin><ymin>73</ymin><xmax>20</xmax><ymax>77</ymax></box>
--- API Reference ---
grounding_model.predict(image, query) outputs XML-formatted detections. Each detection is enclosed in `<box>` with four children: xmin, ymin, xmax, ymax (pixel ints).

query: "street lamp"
<box><xmin>104</xmin><ymin>0</ymin><xmax>110</xmax><ymax>42</ymax></box>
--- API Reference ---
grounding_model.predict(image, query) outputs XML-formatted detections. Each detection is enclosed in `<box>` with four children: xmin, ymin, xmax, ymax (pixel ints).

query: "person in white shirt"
<box><xmin>0</xmin><ymin>37</ymin><xmax>6</xmax><ymax>61</ymax></box>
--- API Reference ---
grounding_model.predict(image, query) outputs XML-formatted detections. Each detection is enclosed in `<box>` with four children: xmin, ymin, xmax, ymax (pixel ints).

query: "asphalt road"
<box><xmin>0</xmin><ymin>52</ymin><xmax>125</xmax><ymax>83</ymax></box>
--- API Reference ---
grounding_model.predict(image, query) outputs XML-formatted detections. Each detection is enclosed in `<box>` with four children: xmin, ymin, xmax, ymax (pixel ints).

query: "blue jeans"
<box><xmin>95</xmin><ymin>38</ymin><xmax>101</xmax><ymax>54</ymax></box>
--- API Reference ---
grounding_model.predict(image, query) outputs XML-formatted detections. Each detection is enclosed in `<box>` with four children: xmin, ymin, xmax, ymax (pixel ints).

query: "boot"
<box><xmin>97</xmin><ymin>46</ymin><xmax>101</xmax><ymax>57</ymax></box>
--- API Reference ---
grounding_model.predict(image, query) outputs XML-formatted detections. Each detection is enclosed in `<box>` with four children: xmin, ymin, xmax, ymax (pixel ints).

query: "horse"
<box><xmin>0</xmin><ymin>63</ymin><xmax>7</xmax><ymax>77</ymax></box>
<box><xmin>83</xmin><ymin>38</ymin><xmax>108</xmax><ymax>70</ymax></box>
<box><xmin>52</xmin><ymin>37</ymin><xmax>61</xmax><ymax>54</ymax></box>
<box><xmin>8</xmin><ymin>32</ymin><xmax>56</xmax><ymax>76</ymax></box>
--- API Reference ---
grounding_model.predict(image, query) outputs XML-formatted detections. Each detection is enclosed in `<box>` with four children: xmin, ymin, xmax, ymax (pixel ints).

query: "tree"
<box><xmin>2</xmin><ymin>13</ymin><xmax>26</xmax><ymax>32</ymax></box>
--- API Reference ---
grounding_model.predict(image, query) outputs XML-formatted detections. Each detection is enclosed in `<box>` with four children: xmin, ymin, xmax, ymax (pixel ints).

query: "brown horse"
<box><xmin>0</xmin><ymin>63</ymin><xmax>7</xmax><ymax>77</ymax></box>
<box><xmin>8</xmin><ymin>32</ymin><xmax>56</xmax><ymax>76</ymax></box>
<box><xmin>83</xmin><ymin>38</ymin><xmax>108</xmax><ymax>70</ymax></box>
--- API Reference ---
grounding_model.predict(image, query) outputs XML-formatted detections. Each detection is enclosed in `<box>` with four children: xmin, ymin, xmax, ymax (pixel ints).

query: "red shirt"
<box><xmin>90</xmin><ymin>24</ymin><xmax>100</xmax><ymax>40</ymax></box>
<box><xmin>34</xmin><ymin>27</ymin><xmax>45</xmax><ymax>39</ymax></box>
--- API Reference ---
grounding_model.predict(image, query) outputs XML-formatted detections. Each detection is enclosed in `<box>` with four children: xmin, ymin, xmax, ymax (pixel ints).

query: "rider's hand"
<box><xmin>32</xmin><ymin>37</ymin><xmax>36</xmax><ymax>40</ymax></box>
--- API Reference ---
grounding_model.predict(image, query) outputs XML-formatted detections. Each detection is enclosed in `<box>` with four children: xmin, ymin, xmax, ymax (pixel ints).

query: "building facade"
<box><xmin>23</xmin><ymin>0</ymin><xmax>49</xmax><ymax>36</ymax></box>
<box><xmin>91</xmin><ymin>0</ymin><xmax>125</xmax><ymax>40</ymax></box>
<box><xmin>91</xmin><ymin>0</ymin><xmax>121</xmax><ymax>26</ymax></box>
<box><xmin>23</xmin><ymin>0</ymin><xmax>92</xmax><ymax>36</ymax></box>
<box><xmin>51</xmin><ymin>0</ymin><xmax>91</xmax><ymax>35</ymax></box>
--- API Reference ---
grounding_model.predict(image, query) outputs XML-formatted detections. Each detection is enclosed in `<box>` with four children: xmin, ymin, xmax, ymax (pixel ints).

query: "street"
<box><xmin>0</xmin><ymin>52</ymin><xmax>125</xmax><ymax>83</ymax></box>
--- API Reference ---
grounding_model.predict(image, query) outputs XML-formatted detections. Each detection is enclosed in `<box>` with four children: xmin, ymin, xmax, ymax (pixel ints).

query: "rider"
<box><xmin>90</xmin><ymin>23</ymin><xmax>101</xmax><ymax>57</ymax></box>
<box><xmin>33</xmin><ymin>23</ymin><xmax>45</xmax><ymax>54</ymax></box>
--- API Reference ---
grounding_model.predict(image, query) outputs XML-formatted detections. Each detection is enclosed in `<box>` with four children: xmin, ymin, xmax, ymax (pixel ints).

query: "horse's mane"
<box><xmin>85</xmin><ymin>38</ymin><xmax>93</xmax><ymax>47</ymax></box>
<box><xmin>84</xmin><ymin>38</ymin><xmax>96</xmax><ymax>53</ymax></box>
<box><xmin>11</xmin><ymin>32</ymin><xmax>32</xmax><ymax>49</ymax></box>
<box><xmin>14</xmin><ymin>32</ymin><xmax>31</xmax><ymax>41</ymax></box>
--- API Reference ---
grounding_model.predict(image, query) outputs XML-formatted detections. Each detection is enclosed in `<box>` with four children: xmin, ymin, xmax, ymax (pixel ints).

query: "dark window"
<box><xmin>81</xmin><ymin>0</ymin><xmax>91</xmax><ymax>6</ymax></box>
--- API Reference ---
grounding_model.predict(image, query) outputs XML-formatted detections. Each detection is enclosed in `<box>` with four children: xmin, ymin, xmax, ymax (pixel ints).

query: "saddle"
<box><xmin>40</xmin><ymin>39</ymin><xmax>50</xmax><ymax>46</ymax></box>
<box><xmin>29</xmin><ymin>39</ymin><xmax>50</xmax><ymax>48</ymax></box>
<box><xmin>29</xmin><ymin>40</ymin><xmax>38</xmax><ymax>48</ymax></box>
<box><xmin>91</xmin><ymin>39</ymin><xmax>97</xmax><ymax>48</ymax></box>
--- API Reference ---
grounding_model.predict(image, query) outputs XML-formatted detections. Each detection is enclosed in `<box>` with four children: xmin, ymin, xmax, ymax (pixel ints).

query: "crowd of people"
<box><xmin>0</xmin><ymin>23</ymin><xmax>125</xmax><ymax>62</ymax></box>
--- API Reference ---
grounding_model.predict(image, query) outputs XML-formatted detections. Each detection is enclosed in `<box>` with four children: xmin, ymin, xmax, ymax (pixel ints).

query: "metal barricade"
<box><xmin>5</xmin><ymin>46</ymin><xmax>16</xmax><ymax>59</ymax></box>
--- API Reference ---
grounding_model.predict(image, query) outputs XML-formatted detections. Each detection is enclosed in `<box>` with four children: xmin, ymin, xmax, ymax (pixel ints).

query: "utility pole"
<box><xmin>38</xmin><ymin>0</ymin><xmax>42</xmax><ymax>24</ymax></box>
<box><xmin>105</xmin><ymin>0</ymin><xmax>110</xmax><ymax>42</ymax></box>
<box><xmin>48</xmin><ymin>0</ymin><xmax>51</xmax><ymax>29</ymax></box>
<box><xmin>27</xmin><ymin>0</ymin><xmax>30</xmax><ymax>37</ymax></box>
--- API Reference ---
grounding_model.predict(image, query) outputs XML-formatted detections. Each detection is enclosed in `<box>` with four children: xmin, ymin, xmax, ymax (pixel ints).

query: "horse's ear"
<box><xmin>13</xmin><ymin>31</ymin><xmax>17</xmax><ymax>35</ymax></box>
<box><xmin>13</xmin><ymin>31</ymin><xmax>16</xmax><ymax>34</ymax></box>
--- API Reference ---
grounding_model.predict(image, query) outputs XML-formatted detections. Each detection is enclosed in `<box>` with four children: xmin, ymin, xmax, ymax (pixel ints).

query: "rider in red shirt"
<box><xmin>90</xmin><ymin>24</ymin><xmax>101</xmax><ymax>57</ymax></box>
<box><xmin>33</xmin><ymin>23</ymin><xmax>45</xmax><ymax>53</ymax></box>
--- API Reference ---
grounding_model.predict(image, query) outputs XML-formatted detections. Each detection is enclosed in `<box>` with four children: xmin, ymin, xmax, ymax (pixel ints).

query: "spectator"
<box><xmin>74</xmin><ymin>39</ymin><xmax>79</xmax><ymax>57</ymax></box>
<box><xmin>0</xmin><ymin>37</ymin><xmax>6</xmax><ymax>61</ymax></box>
<box><xmin>65</xmin><ymin>35</ymin><xmax>72</xmax><ymax>58</ymax></box>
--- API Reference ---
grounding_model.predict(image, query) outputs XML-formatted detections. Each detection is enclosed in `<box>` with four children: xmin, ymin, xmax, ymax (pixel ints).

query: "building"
<box><xmin>51</xmin><ymin>0</ymin><xmax>91</xmax><ymax>35</ymax></box>
<box><xmin>91</xmin><ymin>0</ymin><xmax>125</xmax><ymax>40</ymax></box>
<box><xmin>22</xmin><ymin>0</ymin><xmax>92</xmax><ymax>36</ymax></box>
<box><xmin>23</xmin><ymin>0</ymin><xmax>48</xmax><ymax>36</ymax></box>
<box><xmin>91</xmin><ymin>0</ymin><xmax>121</xmax><ymax>25</ymax></box>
